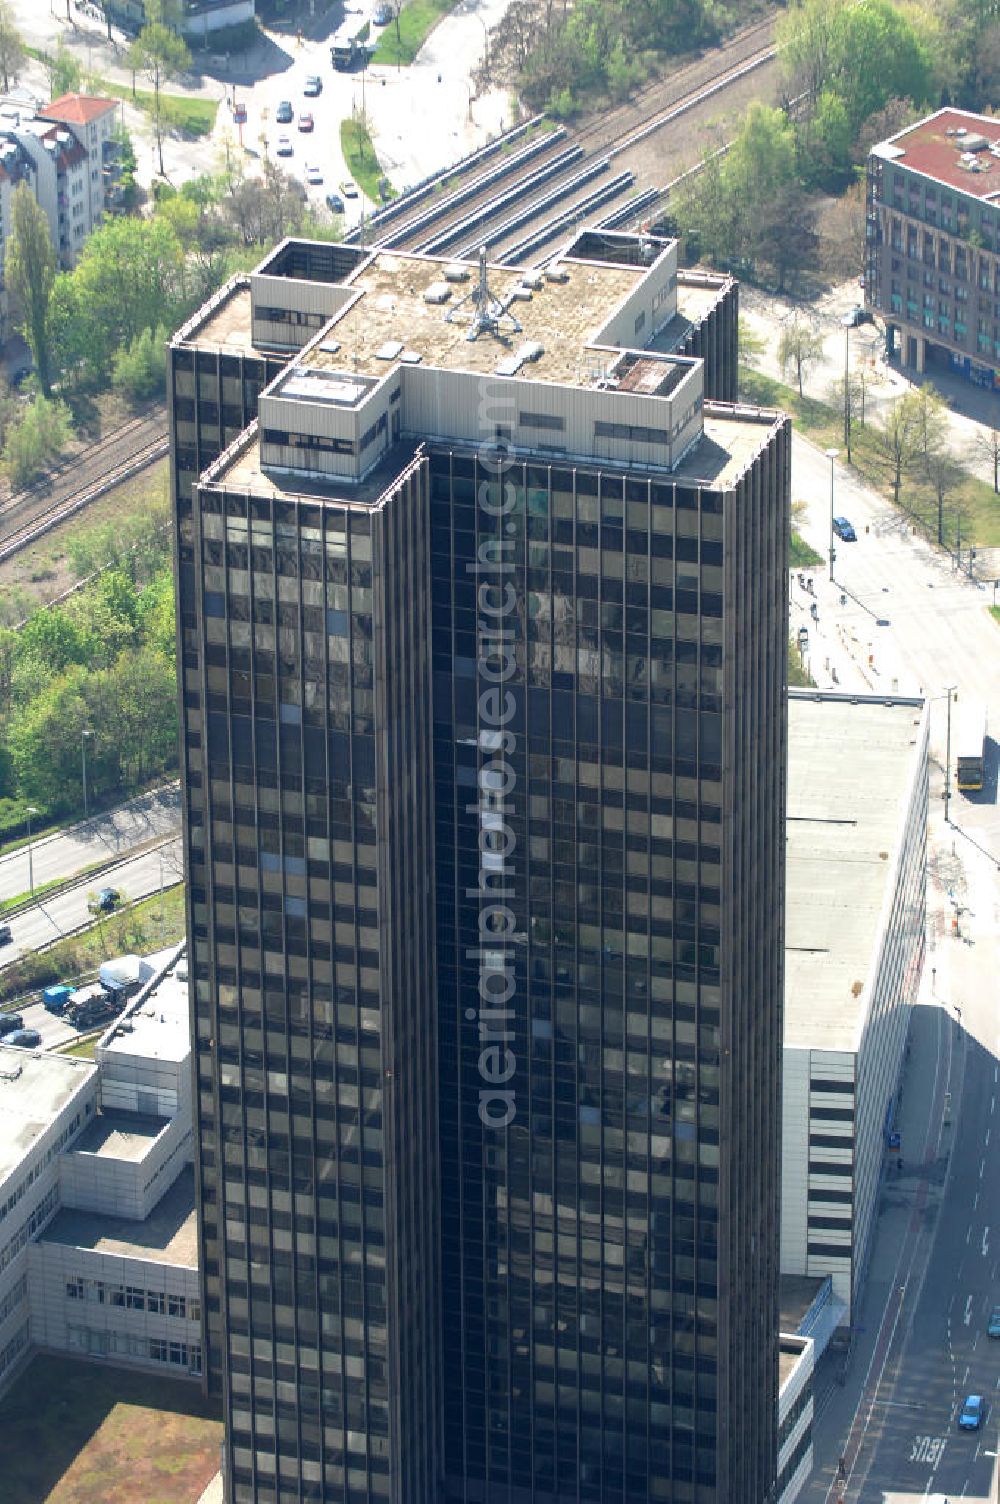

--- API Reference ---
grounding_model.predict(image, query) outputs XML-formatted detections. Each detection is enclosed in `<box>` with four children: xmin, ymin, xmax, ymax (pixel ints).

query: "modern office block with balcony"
<box><xmin>866</xmin><ymin>106</ymin><xmax>1000</xmax><ymax>390</ymax></box>
<box><xmin>171</xmin><ymin>229</ymin><xmax>791</xmax><ymax>1504</ymax></box>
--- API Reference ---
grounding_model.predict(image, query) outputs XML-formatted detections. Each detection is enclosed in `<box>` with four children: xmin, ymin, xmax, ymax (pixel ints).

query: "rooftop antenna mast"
<box><xmin>445</xmin><ymin>245</ymin><xmax>523</xmax><ymax>342</ymax></box>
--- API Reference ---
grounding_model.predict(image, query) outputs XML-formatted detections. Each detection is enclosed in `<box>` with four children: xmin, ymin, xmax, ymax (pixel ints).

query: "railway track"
<box><xmin>0</xmin><ymin>416</ymin><xmax>168</xmax><ymax>566</ymax></box>
<box><xmin>374</xmin><ymin>14</ymin><xmax>780</xmax><ymax>263</ymax></box>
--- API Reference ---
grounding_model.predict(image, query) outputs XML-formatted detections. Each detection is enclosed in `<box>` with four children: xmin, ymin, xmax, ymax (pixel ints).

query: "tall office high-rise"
<box><xmin>170</xmin><ymin>231</ymin><xmax>789</xmax><ymax>1504</ymax></box>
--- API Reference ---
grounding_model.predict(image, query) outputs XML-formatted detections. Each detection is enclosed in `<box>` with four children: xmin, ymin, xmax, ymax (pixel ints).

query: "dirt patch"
<box><xmin>0</xmin><ymin>457</ymin><xmax>169</xmax><ymax>620</ymax></box>
<box><xmin>1</xmin><ymin>1353</ymin><xmax>221</xmax><ymax>1504</ymax></box>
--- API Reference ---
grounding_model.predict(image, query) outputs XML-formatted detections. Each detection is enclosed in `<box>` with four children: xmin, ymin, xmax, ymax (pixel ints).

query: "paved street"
<box><xmin>0</xmin><ymin>834</ymin><xmax>183</xmax><ymax>972</ymax></box>
<box><xmin>0</xmin><ymin>784</ymin><xmax>180</xmax><ymax>906</ymax></box>
<box><xmin>794</xmin><ymin>432</ymin><xmax>1000</xmax><ymax>1504</ymax></box>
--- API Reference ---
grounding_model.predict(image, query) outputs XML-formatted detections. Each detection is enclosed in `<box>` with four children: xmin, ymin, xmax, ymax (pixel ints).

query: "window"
<box><xmin>519</xmin><ymin>411</ymin><xmax>565</xmax><ymax>431</ymax></box>
<box><xmin>66</xmin><ymin>1278</ymin><xmax>85</xmax><ymax>1300</ymax></box>
<box><xmin>594</xmin><ymin>420</ymin><xmax>670</xmax><ymax>445</ymax></box>
<box><xmin>168</xmin><ymin>1293</ymin><xmax>187</xmax><ymax>1319</ymax></box>
<box><xmin>147</xmin><ymin>1290</ymin><xmax>165</xmax><ymax>1314</ymax></box>
<box><xmin>149</xmin><ymin>1338</ymin><xmax>168</xmax><ymax>1362</ymax></box>
<box><xmin>126</xmin><ymin>1286</ymin><xmax>145</xmax><ymax>1310</ymax></box>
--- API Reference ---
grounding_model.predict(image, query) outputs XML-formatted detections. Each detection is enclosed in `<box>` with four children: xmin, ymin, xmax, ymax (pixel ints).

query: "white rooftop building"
<box><xmin>781</xmin><ymin>691</ymin><xmax>928</xmax><ymax>1328</ymax></box>
<box><xmin>0</xmin><ymin>945</ymin><xmax>199</xmax><ymax>1395</ymax></box>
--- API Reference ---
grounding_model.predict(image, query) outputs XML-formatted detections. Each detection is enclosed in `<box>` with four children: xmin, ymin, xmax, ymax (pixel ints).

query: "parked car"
<box><xmin>0</xmin><ymin>1013</ymin><xmax>24</xmax><ymax>1037</ymax></box>
<box><xmin>4</xmin><ymin>1028</ymin><xmax>41</xmax><ymax>1048</ymax></box>
<box><xmin>0</xmin><ymin>923</ymin><xmax>11</xmax><ymax>946</ymax></box>
<box><xmin>303</xmin><ymin>75</ymin><xmax>323</xmax><ymax>96</ymax></box>
<box><xmin>275</xmin><ymin>99</ymin><xmax>294</xmax><ymax>123</ymax></box>
<box><xmin>373</xmin><ymin>1</ymin><xmax>393</xmax><ymax>21</ymax></box>
<box><xmin>832</xmin><ymin>515</ymin><xmax>857</xmax><ymax>542</ymax></box>
<box><xmin>326</xmin><ymin>191</ymin><xmax>345</xmax><ymax>213</ymax></box>
<box><xmin>340</xmin><ymin>179</ymin><xmax>358</xmax><ymax>198</ymax></box>
<box><xmin>959</xmin><ymin>1394</ymin><xmax>984</xmax><ymax>1430</ymax></box>
<box><xmin>95</xmin><ymin>887</ymin><xmax>121</xmax><ymax>914</ymax></box>
<box><xmin>275</xmin><ymin>135</ymin><xmax>293</xmax><ymax>157</ymax></box>
<box><xmin>298</xmin><ymin>111</ymin><xmax>314</xmax><ymax>132</ymax></box>
<box><xmin>304</xmin><ymin>164</ymin><xmax>323</xmax><ymax>185</ymax></box>
<box><xmin>988</xmin><ymin>1306</ymin><xmax>1000</xmax><ymax>1337</ymax></box>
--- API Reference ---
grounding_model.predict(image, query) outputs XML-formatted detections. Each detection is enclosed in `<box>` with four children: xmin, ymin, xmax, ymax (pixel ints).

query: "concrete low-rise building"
<box><xmin>776</xmin><ymin>1333</ymin><xmax>814</xmax><ymax>1504</ymax></box>
<box><xmin>0</xmin><ymin>946</ymin><xmax>199</xmax><ymax>1395</ymax></box>
<box><xmin>781</xmin><ymin>691</ymin><xmax>928</xmax><ymax>1330</ymax></box>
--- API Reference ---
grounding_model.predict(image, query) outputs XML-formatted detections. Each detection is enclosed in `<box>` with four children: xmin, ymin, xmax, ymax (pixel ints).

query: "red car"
<box><xmin>298</xmin><ymin>112</ymin><xmax>314</xmax><ymax>133</ymax></box>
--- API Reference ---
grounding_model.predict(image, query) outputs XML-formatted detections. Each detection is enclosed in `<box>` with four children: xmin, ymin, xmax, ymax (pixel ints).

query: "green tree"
<box><xmin>910</xmin><ymin>382</ymin><xmax>948</xmax><ymax>470</ymax></box>
<box><xmin>47</xmin><ymin>39</ymin><xmax>82</xmax><ymax>98</ymax></box>
<box><xmin>2</xmin><ymin>395</ymin><xmax>73</xmax><ymax>490</ymax></box>
<box><xmin>777</xmin><ymin>319</ymin><xmax>825</xmax><ymax>397</ymax></box>
<box><xmin>6</xmin><ymin>183</ymin><xmax>57</xmax><ymax>395</ymax></box>
<box><xmin>779</xmin><ymin>0</ymin><xmax>933</xmax><ymax>144</ymax></box>
<box><xmin>112</xmin><ymin>325</ymin><xmax>169</xmax><ymax>402</ymax></box>
<box><xmin>0</xmin><ymin>0</ymin><xmax>24</xmax><ymax>93</ymax></box>
<box><xmin>127</xmin><ymin>10</ymin><xmax>190</xmax><ymax>177</ymax></box>
<box><xmin>48</xmin><ymin>216</ymin><xmax>186</xmax><ymax>387</ymax></box>
<box><xmin>975</xmin><ymin>420</ymin><xmax>1000</xmax><ymax>493</ymax></box>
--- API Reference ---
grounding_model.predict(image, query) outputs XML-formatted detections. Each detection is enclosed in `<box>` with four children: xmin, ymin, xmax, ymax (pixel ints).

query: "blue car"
<box><xmin>832</xmin><ymin>515</ymin><xmax>857</xmax><ymax>542</ymax></box>
<box><xmin>988</xmin><ymin>1306</ymin><xmax>1000</xmax><ymax>1338</ymax></box>
<box><xmin>959</xmin><ymin>1393</ymin><xmax>984</xmax><ymax>1430</ymax></box>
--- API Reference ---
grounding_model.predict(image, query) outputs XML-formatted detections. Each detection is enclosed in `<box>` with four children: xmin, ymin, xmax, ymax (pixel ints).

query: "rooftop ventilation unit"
<box><xmin>519</xmin><ymin>270</ymin><xmax>544</xmax><ymax>290</ymax></box>
<box><xmin>376</xmin><ymin>340</ymin><xmax>404</xmax><ymax>360</ymax></box>
<box><xmin>399</xmin><ymin>349</ymin><xmax>422</xmax><ymax>364</ymax></box>
<box><xmin>495</xmin><ymin>354</ymin><xmax>524</xmax><ymax>376</ymax></box>
<box><xmin>443</xmin><ymin>262</ymin><xmax>470</xmax><ymax>282</ymax></box>
<box><xmin>319</xmin><ymin>339</ymin><xmax>341</xmax><ymax>354</ymax></box>
<box><xmin>544</xmin><ymin>266</ymin><xmax>569</xmax><ymax>283</ymax></box>
<box><xmin>956</xmin><ymin>127</ymin><xmax>968</xmax><ymax>136</ymax></box>
<box><xmin>423</xmin><ymin>281</ymin><xmax>451</xmax><ymax>304</ymax></box>
<box><xmin>517</xmin><ymin>340</ymin><xmax>545</xmax><ymax>363</ymax></box>
<box><xmin>510</xmin><ymin>285</ymin><xmax>534</xmax><ymax>301</ymax></box>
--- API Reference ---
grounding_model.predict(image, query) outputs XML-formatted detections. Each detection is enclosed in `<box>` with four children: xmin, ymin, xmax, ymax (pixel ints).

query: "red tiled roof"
<box><xmin>881</xmin><ymin>108</ymin><xmax>1000</xmax><ymax>202</ymax></box>
<box><xmin>40</xmin><ymin>92</ymin><xmax>117</xmax><ymax>127</ymax></box>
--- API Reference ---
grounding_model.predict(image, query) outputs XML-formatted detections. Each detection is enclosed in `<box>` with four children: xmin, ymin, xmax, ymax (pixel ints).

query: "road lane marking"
<box><xmin>975</xmin><ymin>1192</ymin><xmax>980</xmax><ymax>1209</ymax></box>
<box><xmin>981</xmin><ymin>1158</ymin><xmax>987</xmax><ymax>1179</ymax></box>
<box><xmin>967</xmin><ymin>1225</ymin><xmax>973</xmax><ymax>1243</ymax></box>
<box><xmin>987</xmin><ymin>1128</ymin><xmax>992</xmax><ymax>1147</ymax></box>
<box><xmin>965</xmin><ymin>1295</ymin><xmax>974</xmax><ymax>1325</ymax></box>
<box><xmin>992</xmin><ymin>1094</ymin><xmax>996</xmax><ymax>1115</ymax></box>
<box><xmin>984</xmin><ymin>1227</ymin><xmax>990</xmax><ymax>1256</ymax></box>
<box><xmin>909</xmin><ymin>1434</ymin><xmax>947</xmax><ymax>1466</ymax></box>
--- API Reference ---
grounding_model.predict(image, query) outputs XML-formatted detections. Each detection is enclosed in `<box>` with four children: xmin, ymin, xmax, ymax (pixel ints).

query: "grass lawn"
<box><xmin>58</xmin><ymin>1035</ymin><xmax>99</xmax><ymax>1059</ymax></box>
<box><xmin>0</xmin><ymin>859</ymin><xmax>112</xmax><ymax>917</ymax></box>
<box><xmin>740</xmin><ymin>367</ymin><xmax>1000</xmax><ymax>549</ymax></box>
<box><xmin>0</xmin><ymin>1353</ymin><xmax>221</xmax><ymax>1504</ymax></box>
<box><xmin>991</xmin><ymin>606</ymin><xmax>1000</xmax><ymax>629</ymax></box>
<box><xmin>340</xmin><ymin>117</ymin><xmax>391</xmax><ymax>202</ymax></box>
<box><xmin>0</xmin><ymin>883</ymin><xmax>185</xmax><ymax>1005</ymax></box>
<box><xmin>96</xmin><ymin>78</ymin><xmax>219</xmax><ymax>138</ymax></box>
<box><xmin>790</xmin><ymin>529</ymin><xmax>823</xmax><ymax>568</ymax></box>
<box><xmin>371</xmin><ymin>0</ymin><xmax>458</xmax><ymax>64</ymax></box>
<box><xmin>788</xmin><ymin>639</ymin><xmax>814</xmax><ymax>688</ymax></box>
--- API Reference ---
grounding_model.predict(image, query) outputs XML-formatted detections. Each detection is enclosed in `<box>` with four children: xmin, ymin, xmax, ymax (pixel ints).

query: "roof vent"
<box><xmin>319</xmin><ymin>339</ymin><xmax>341</xmax><ymax>354</ymax></box>
<box><xmin>423</xmin><ymin>281</ymin><xmax>451</xmax><ymax>304</ymax></box>
<box><xmin>443</xmin><ymin>262</ymin><xmax>469</xmax><ymax>282</ymax></box>
<box><xmin>519</xmin><ymin>270</ymin><xmax>544</xmax><ymax>290</ymax></box>
<box><xmin>963</xmin><ymin>132</ymin><xmax>990</xmax><ymax>151</ymax></box>
<box><xmin>375</xmin><ymin>339</ymin><xmax>404</xmax><ymax>360</ymax></box>
<box><xmin>496</xmin><ymin>354</ymin><xmax>524</xmax><ymax>377</ymax></box>
<box><xmin>399</xmin><ymin>349</ymin><xmax>422</xmax><ymax>364</ymax></box>
<box><xmin>956</xmin><ymin>127</ymin><xmax>968</xmax><ymax>136</ymax></box>
<box><xmin>517</xmin><ymin>340</ymin><xmax>545</xmax><ymax>363</ymax></box>
<box><xmin>544</xmin><ymin>265</ymin><xmax>569</xmax><ymax>283</ymax></box>
<box><xmin>510</xmin><ymin>284</ymin><xmax>534</xmax><ymax>301</ymax></box>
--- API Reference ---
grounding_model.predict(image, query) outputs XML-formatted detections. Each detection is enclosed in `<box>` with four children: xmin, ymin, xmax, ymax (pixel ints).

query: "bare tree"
<box><xmin>926</xmin><ymin>448</ymin><xmax>962</xmax><ymax>547</ymax></box>
<box><xmin>976</xmin><ymin>421</ymin><xmax>1000</xmax><ymax>493</ymax></box>
<box><xmin>777</xmin><ymin>318</ymin><xmax>824</xmax><ymax>398</ymax></box>
<box><xmin>909</xmin><ymin>382</ymin><xmax>948</xmax><ymax>471</ymax></box>
<box><xmin>876</xmin><ymin>392</ymin><xmax>921</xmax><ymax>506</ymax></box>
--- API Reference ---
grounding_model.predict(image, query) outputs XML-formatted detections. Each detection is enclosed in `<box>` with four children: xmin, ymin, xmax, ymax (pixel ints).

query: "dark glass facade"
<box><xmin>431</xmin><ymin>430</ymin><xmax>788</xmax><ymax>1504</ymax></box>
<box><xmin>172</xmin><ymin>253</ymin><xmax>789</xmax><ymax>1504</ymax></box>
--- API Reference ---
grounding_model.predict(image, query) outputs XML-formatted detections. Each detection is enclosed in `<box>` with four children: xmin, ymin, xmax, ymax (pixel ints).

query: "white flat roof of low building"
<box><xmin>785</xmin><ymin>691</ymin><xmax>926</xmax><ymax>1054</ymax></box>
<box><xmin>0</xmin><ymin>1048</ymin><xmax>95</xmax><ymax>1185</ymax></box>
<box><xmin>100</xmin><ymin>961</ymin><xmax>190</xmax><ymax>1066</ymax></box>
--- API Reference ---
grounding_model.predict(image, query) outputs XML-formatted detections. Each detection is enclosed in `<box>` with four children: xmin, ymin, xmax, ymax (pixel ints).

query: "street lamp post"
<box><xmin>825</xmin><ymin>447</ymin><xmax>840</xmax><ymax>584</ymax></box>
<box><xmin>943</xmin><ymin>684</ymin><xmax>957</xmax><ymax>824</ymax></box>
<box><xmin>26</xmin><ymin>805</ymin><xmax>39</xmax><ymax>899</ymax></box>
<box><xmin>81</xmin><ymin>728</ymin><xmax>94</xmax><ymax>819</ymax></box>
<box><xmin>841</xmin><ymin>315</ymin><xmax>852</xmax><ymax>463</ymax></box>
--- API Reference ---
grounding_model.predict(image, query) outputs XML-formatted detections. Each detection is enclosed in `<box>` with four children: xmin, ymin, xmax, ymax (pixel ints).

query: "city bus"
<box><xmin>956</xmin><ymin>701</ymin><xmax>988</xmax><ymax>793</ymax></box>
